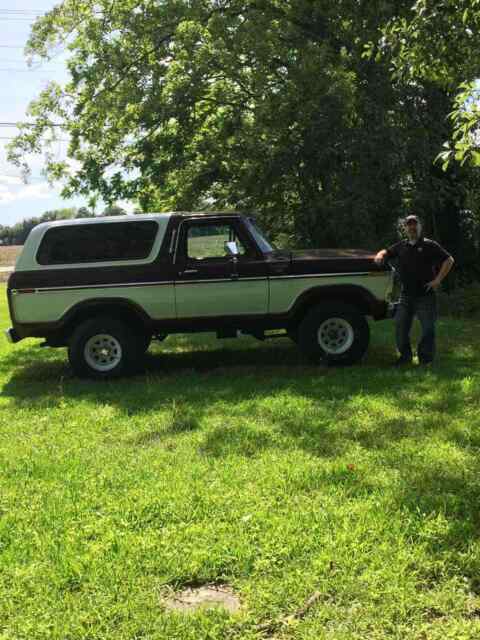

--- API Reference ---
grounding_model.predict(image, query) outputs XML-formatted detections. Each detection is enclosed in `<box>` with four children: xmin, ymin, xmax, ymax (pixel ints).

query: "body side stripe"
<box><xmin>14</xmin><ymin>271</ymin><xmax>375</xmax><ymax>294</ymax></box>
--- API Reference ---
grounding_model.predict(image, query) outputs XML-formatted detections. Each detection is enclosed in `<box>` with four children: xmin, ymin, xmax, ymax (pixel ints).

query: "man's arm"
<box><xmin>375</xmin><ymin>242</ymin><xmax>400</xmax><ymax>265</ymax></box>
<box><xmin>426</xmin><ymin>256</ymin><xmax>455</xmax><ymax>291</ymax></box>
<box><xmin>374</xmin><ymin>249</ymin><xmax>387</xmax><ymax>265</ymax></box>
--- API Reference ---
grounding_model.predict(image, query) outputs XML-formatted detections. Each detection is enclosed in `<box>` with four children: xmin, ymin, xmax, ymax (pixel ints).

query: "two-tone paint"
<box><xmin>5</xmin><ymin>212</ymin><xmax>392</xmax><ymax>344</ymax></box>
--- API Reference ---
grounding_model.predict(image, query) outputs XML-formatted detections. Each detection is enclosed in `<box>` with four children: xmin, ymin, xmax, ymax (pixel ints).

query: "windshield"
<box><xmin>246</xmin><ymin>217</ymin><xmax>275</xmax><ymax>253</ymax></box>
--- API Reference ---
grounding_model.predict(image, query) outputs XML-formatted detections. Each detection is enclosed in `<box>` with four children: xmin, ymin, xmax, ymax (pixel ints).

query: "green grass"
<box><xmin>1</xmin><ymin>284</ymin><xmax>480</xmax><ymax>639</ymax></box>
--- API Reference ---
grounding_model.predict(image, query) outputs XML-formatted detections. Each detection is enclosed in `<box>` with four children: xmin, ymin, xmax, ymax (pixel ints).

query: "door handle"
<box><xmin>183</xmin><ymin>269</ymin><xmax>199</xmax><ymax>275</ymax></box>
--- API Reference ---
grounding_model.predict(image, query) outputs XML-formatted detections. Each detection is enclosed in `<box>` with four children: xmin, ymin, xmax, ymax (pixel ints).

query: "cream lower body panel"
<box><xmin>269</xmin><ymin>274</ymin><xmax>391</xmax><ymax>315</ymax></box>
<box><xmin>13</xmin><ymin>285</ymin><xmax>176</xmax><ymax>324</ymax></box>
<box><xmin>12</xmin><ymin>274</ymin><xmax>390</xmax><ymax>325</ymax></box>
<box><xmin>174</xmin><ymin>279</ymin><xmax>268</xmax><ymax>317</ymax></box>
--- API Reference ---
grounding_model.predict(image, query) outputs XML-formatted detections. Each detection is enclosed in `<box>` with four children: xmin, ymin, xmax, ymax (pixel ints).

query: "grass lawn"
<box><xmin>1</xmin><ymin>284</ymin><xmax>480</xmax><ymax>639</ymax></box>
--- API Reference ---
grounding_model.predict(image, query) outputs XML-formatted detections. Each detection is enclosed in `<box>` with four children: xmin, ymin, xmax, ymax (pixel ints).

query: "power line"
<box><xmin>0</xmin><ymin>67</ymin><xmax>61</xmax><ymax>72</ymax></box>
<box><xmin>0</xmin><ymin>58</ymin><xmax>62</xmax><ymax>64</ymax></box>
<box><xmin>0</xmin><ymin>136</ymin><xmax>69</xmax><ymax>141</ymax></box>
<box><xmin>0</xmin><ymin>11</ymin><xmax>47</xmax><ymax>19</ymax></box>
<box><xmin>0</xmin><ymin>122</ymin><xmax>66</xmax><ymax>127</ymax></box>
<box><xmin>0</xmin><ymin>8</ymin><xmax>48</xmax><ymax>12</ymax></box>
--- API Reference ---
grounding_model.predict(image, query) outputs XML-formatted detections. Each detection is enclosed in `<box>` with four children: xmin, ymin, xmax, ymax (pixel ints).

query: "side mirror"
<box><xmin>224</xmin><ymin>241</ymin><xmax>239</xmax><ymax>257</ymax></box>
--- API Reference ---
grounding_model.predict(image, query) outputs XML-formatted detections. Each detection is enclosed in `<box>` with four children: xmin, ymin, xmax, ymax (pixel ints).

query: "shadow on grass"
<box><xmin>1</xmin><ymin>331</ymin><xmax>478</xmax><ymax>413</ymax></box>
<box><xmin>2</xmin><ymin>324</ymin><xmax>480</xmax><ymax>584</ymax></box>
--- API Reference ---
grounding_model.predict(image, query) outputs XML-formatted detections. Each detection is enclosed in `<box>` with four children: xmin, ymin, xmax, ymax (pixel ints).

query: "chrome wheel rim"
<box><xmin>317</xmin><ymin>318</ymin><xmax>354</xmax><ymax>355</ymax></box>
<box><xmin>84</xmin><ymin>334</ymin><xmax>122</xmax><ymax>372</ymax></box>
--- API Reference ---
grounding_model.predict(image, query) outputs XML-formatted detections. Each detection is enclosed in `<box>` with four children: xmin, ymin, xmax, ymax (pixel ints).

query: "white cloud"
<box><xmin>65</xmin><ymin>158</ymin><xmax>82</xmax><ymax>173</ymax></box>
<box><xmin>0</xmin><ymin>182</ymin><xmax>54</xmax><ymax>206</ymax></box>
<box><xmin>0</xmin><ymin>175</ymin><xmax>23</xmax><ymax>186</ymax></box>
<box><xmin>117</xmin><ymin>199</ymin><xmax>137</xmax><ymax>214</ymax></box>
<box><xmin>0</xmin><ymin>185</ymin><xmax>15</xmax><ymax>204</ymax></box>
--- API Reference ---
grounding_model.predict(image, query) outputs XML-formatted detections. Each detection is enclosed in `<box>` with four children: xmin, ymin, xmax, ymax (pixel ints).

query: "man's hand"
<box><xmin>374</xmin><ymin>250</ymin><xmax>387</xmax><ymax>265</ymax></box>
<box><xmin>426</xmin><ymin>278</ymin><xmax>441</xmax><ymax>292</ymax></box>
<box><xmin>426</xmin><ymin>257</ymin><xmax>454</xmax><ymax>292</ymax></box>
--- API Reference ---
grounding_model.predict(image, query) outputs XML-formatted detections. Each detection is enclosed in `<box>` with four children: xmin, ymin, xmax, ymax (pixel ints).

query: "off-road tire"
<box><xmin>287</xmin><ymin>326</ymin><xmax>299</xmax><ymax>344</ymax></box>
<box><xmin>297</xmin><ymin>303</ymin><xmax>370</xmax><ymax>365</ymax></box>
<box><xmin>141</xmin><ymin>333</ymin><xmax>152</xmax><ymax>353</ymax></box>
<box><xmin>68</xmin><ymin>315</ymin><xmax>146</xmax><ymax>378</ymax></box>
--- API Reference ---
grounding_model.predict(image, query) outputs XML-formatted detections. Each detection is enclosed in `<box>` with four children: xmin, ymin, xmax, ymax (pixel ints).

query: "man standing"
<box><xmin>375</xmin><ymin>215</ymin><xmax>455</xmax><ymax>366</ymax></box>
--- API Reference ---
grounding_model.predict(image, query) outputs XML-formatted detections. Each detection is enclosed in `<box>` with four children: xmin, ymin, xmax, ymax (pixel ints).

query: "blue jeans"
<box><xmin>395</xmin><ymin>293</ymin><xmax>437</xmax><ymax>362</ymax></box>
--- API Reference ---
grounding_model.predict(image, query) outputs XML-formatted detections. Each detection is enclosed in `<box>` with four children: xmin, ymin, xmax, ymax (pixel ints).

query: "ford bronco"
<box><xmin>5</xmin><ymin>213</ymin><xmax>392</xmax><ymax>377</ymax></box>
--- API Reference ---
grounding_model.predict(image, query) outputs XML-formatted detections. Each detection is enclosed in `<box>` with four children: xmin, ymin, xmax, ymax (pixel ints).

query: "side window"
<box><xmin>186</xmin><ymin>224</ymin><xmax>247</xmax><ymax>260</ymax></box>
<box><xmin>36</xmin><ymin>221</ymin><xmax>158</xmax><ymax>265</ymax></box>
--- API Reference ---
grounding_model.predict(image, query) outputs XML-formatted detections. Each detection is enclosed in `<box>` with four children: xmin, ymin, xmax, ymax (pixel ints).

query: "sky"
<box><xmin>0</xmin><ymin>1</ymin><xmax>133</xmax><ymax>226</ymax></box>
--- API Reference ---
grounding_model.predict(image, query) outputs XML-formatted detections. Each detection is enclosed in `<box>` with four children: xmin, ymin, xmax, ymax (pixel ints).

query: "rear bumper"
<box><xmin>5</xmin><ymin>327</ymin><xmax>21</xmax><ymax>344</ymax></box>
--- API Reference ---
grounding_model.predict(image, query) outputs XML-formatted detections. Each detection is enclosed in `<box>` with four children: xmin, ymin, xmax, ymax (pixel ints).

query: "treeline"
<box><xmin>0</xmin><ymin>205</ymin><xmax>127</xmax><ymax>246</ymax></box>
<box><xmin>6</xmin><ymin>2</ymin><xmax>480</xmax><ymax>287</ymax></box>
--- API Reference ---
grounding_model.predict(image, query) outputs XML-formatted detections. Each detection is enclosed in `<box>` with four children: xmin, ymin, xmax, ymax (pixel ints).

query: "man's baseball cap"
<box><xmin>405</xmin><ymin>214</ymin><xmax>420</xmax><ymax>224</ymax></box>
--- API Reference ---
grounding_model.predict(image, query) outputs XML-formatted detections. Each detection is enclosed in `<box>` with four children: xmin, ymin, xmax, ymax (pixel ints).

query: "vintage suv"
<box><xmin>5</xmin><ymin>212</ymin><xmax>392</xmax><ymax>377</ymax></box>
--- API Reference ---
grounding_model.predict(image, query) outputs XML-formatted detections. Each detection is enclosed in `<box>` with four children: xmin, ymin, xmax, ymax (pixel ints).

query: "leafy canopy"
<box><xmin>378</xmin><ymin>0</ymin><xmax>480</xmax><ymax>168</ymax></box>
<box><xmin>7</xmin><ymin>1</ymin><xmax>480</xmax><ymax>254</ymax></box>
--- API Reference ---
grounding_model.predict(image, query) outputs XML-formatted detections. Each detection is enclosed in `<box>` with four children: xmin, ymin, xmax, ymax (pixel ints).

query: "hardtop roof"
<box><xmin>33</xmin><ymin>211</ymin><xmax>248</xmax><ymax>228</ymax></box>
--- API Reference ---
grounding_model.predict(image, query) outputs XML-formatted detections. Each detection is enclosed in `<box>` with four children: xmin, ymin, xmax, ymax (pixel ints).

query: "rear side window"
<box><xmin>36</xmin><ymin>221</ymin><xmax>158</xmax><ymax>265</ymax></box>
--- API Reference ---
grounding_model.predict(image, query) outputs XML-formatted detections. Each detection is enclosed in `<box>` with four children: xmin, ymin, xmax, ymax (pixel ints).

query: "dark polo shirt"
<box><xmin>386</xmin><ymin>237</ymin><xmax>451</xmax><ymax>297</ymax></box>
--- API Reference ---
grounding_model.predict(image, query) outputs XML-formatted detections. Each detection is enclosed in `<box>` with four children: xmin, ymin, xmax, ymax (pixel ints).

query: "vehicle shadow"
<box><xmin>0</xmin><ymin>332</ymin><xmax>476</xmax><ymax>406</ymax></box>
<box><xmin>2</xmin><ymin>332</ymin><xmax>480</xmax><ymax>587</ymax></box>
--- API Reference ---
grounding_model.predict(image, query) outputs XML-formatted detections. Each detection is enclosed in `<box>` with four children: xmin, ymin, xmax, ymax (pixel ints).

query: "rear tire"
<box><xmin>297</xmin><ymin>303</ymin><xmax>370</xmax><ymax>365</ymax></box>
<box><xmin>287</xmin><ymin>325</ymin><xmax>299</xmax><ymax>344</ymax></box>
<box><xmin>141</xmin><ymin>333</ymin><xmax>152</xmax><ymax>353</ymax></box>
<box><xmin>68</xmin><ymin>316</ymin><xmax>145</xmax><ymax>378</ymax></box>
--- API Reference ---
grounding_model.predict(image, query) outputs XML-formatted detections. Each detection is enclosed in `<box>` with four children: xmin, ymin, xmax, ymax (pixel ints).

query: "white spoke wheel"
<box><xmin>317</xmin><ymin>318</ymin><xmax>354</xmax><ymax>355</ymax></box>
<box><xmin>297</xmin><ymin>303</ymin><xmax>370</xmax><ymax>366</ymax></box>
<box><xmin>84</xmin><ymin>334</ymin><xmax>123</xmax><ymax>372</ymax></box>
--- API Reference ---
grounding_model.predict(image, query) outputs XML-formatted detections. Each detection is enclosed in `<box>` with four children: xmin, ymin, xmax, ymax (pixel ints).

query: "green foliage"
<box><xmin>0</xmin><ymin>207</ymin><xmax>77</xmax><ymax>245</ymax></box>
<box><xmin>2</xmin><ymin>288</ymin><xmax>480</xmax><ymax>638</ymax></box>
<box><xmin>4</xmin><ymin>0</ymin><xmax>480</xmax><ymax>266</ymax></box>
<box><xmin>101</xmin><ymin>204</ymin><xmax>127</xmax><ymax>216</ymax></box>
<box><xmin>0</xmin><ymin>204</ymin><xmax>128</xmax><ymax>245</ymax></box>
<box><xmin>438</xmin><ymin>281</ymin><xmax>480</xmax><ymax>317</ymax></box>
<box><xmin>380</xmin><ymin>1</ymin><xmax>480</xmax><ymax>169</ymax></box>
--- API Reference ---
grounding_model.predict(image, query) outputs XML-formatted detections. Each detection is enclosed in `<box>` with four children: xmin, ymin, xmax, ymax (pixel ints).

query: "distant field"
<box><xmin>0</xmin><ymin>245</ymin><xmax>21</xmax><ymax>266</ymax></box>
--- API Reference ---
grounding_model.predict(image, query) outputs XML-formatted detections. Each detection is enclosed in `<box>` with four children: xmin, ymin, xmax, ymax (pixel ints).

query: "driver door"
<box><xmin>174</xmin><ymin>218</ymin><xmax>268</xmax><ymax>318</ymax></box>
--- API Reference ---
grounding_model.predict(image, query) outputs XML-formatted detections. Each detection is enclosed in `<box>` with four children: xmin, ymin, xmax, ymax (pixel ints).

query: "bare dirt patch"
<box><xmin>163</xmin><ymin>584</ymin><xmax>241</xmax><ymax>614</ymax></box>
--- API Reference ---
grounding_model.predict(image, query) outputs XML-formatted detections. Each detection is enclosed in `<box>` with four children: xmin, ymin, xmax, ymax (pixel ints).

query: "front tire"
<box><xmin>297</xmin><ymin>303</ymin><xmax>370</xmax><ymax>365</ymax></box>
<box><xmin>68</xmin><ymin>316</ymin><xmax>145</xmax><ymax>378</ymax></box>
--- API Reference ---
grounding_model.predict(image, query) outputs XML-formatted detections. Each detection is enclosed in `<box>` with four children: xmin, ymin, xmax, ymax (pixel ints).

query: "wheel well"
<box><xmin>288</xmin><ymin>288</ymin><xmax>372</xmax><ymax>329</ymax></box>
<box><xmin>61</xmin><ymin>301</ymin><xmax>151</xmax><ymax>343</ymax></box>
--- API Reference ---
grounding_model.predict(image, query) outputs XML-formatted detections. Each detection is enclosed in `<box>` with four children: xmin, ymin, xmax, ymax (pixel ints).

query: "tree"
<box><xmin>75</xmin><ymin>206</ymin><xmax>93</xmax><ymax>218</ymax></box>
<box><xmin>101</xmin><ymin>204</ymin><xmax>127</xmax><ymax>216</ymax></box>
<box><xmin>377</xmin><ymin>0</ymin><xmax>480</xmax><ymax>168</ymax></box>
<box><xmin>5</xmin><ymin>0</ymin><xmax>479</xmax><ymax>263</ymax></box>
<box><xmin>0</xmin><ymin>208</ymin><xmax>78</xmax><ymax>244</ymax></box>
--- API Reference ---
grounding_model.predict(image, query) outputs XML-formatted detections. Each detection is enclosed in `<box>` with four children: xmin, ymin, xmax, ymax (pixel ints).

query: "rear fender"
<box><xmin>289</xmin><ymin>284</ymin><xmax>387</xmax><ymax>326</ymax></box>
